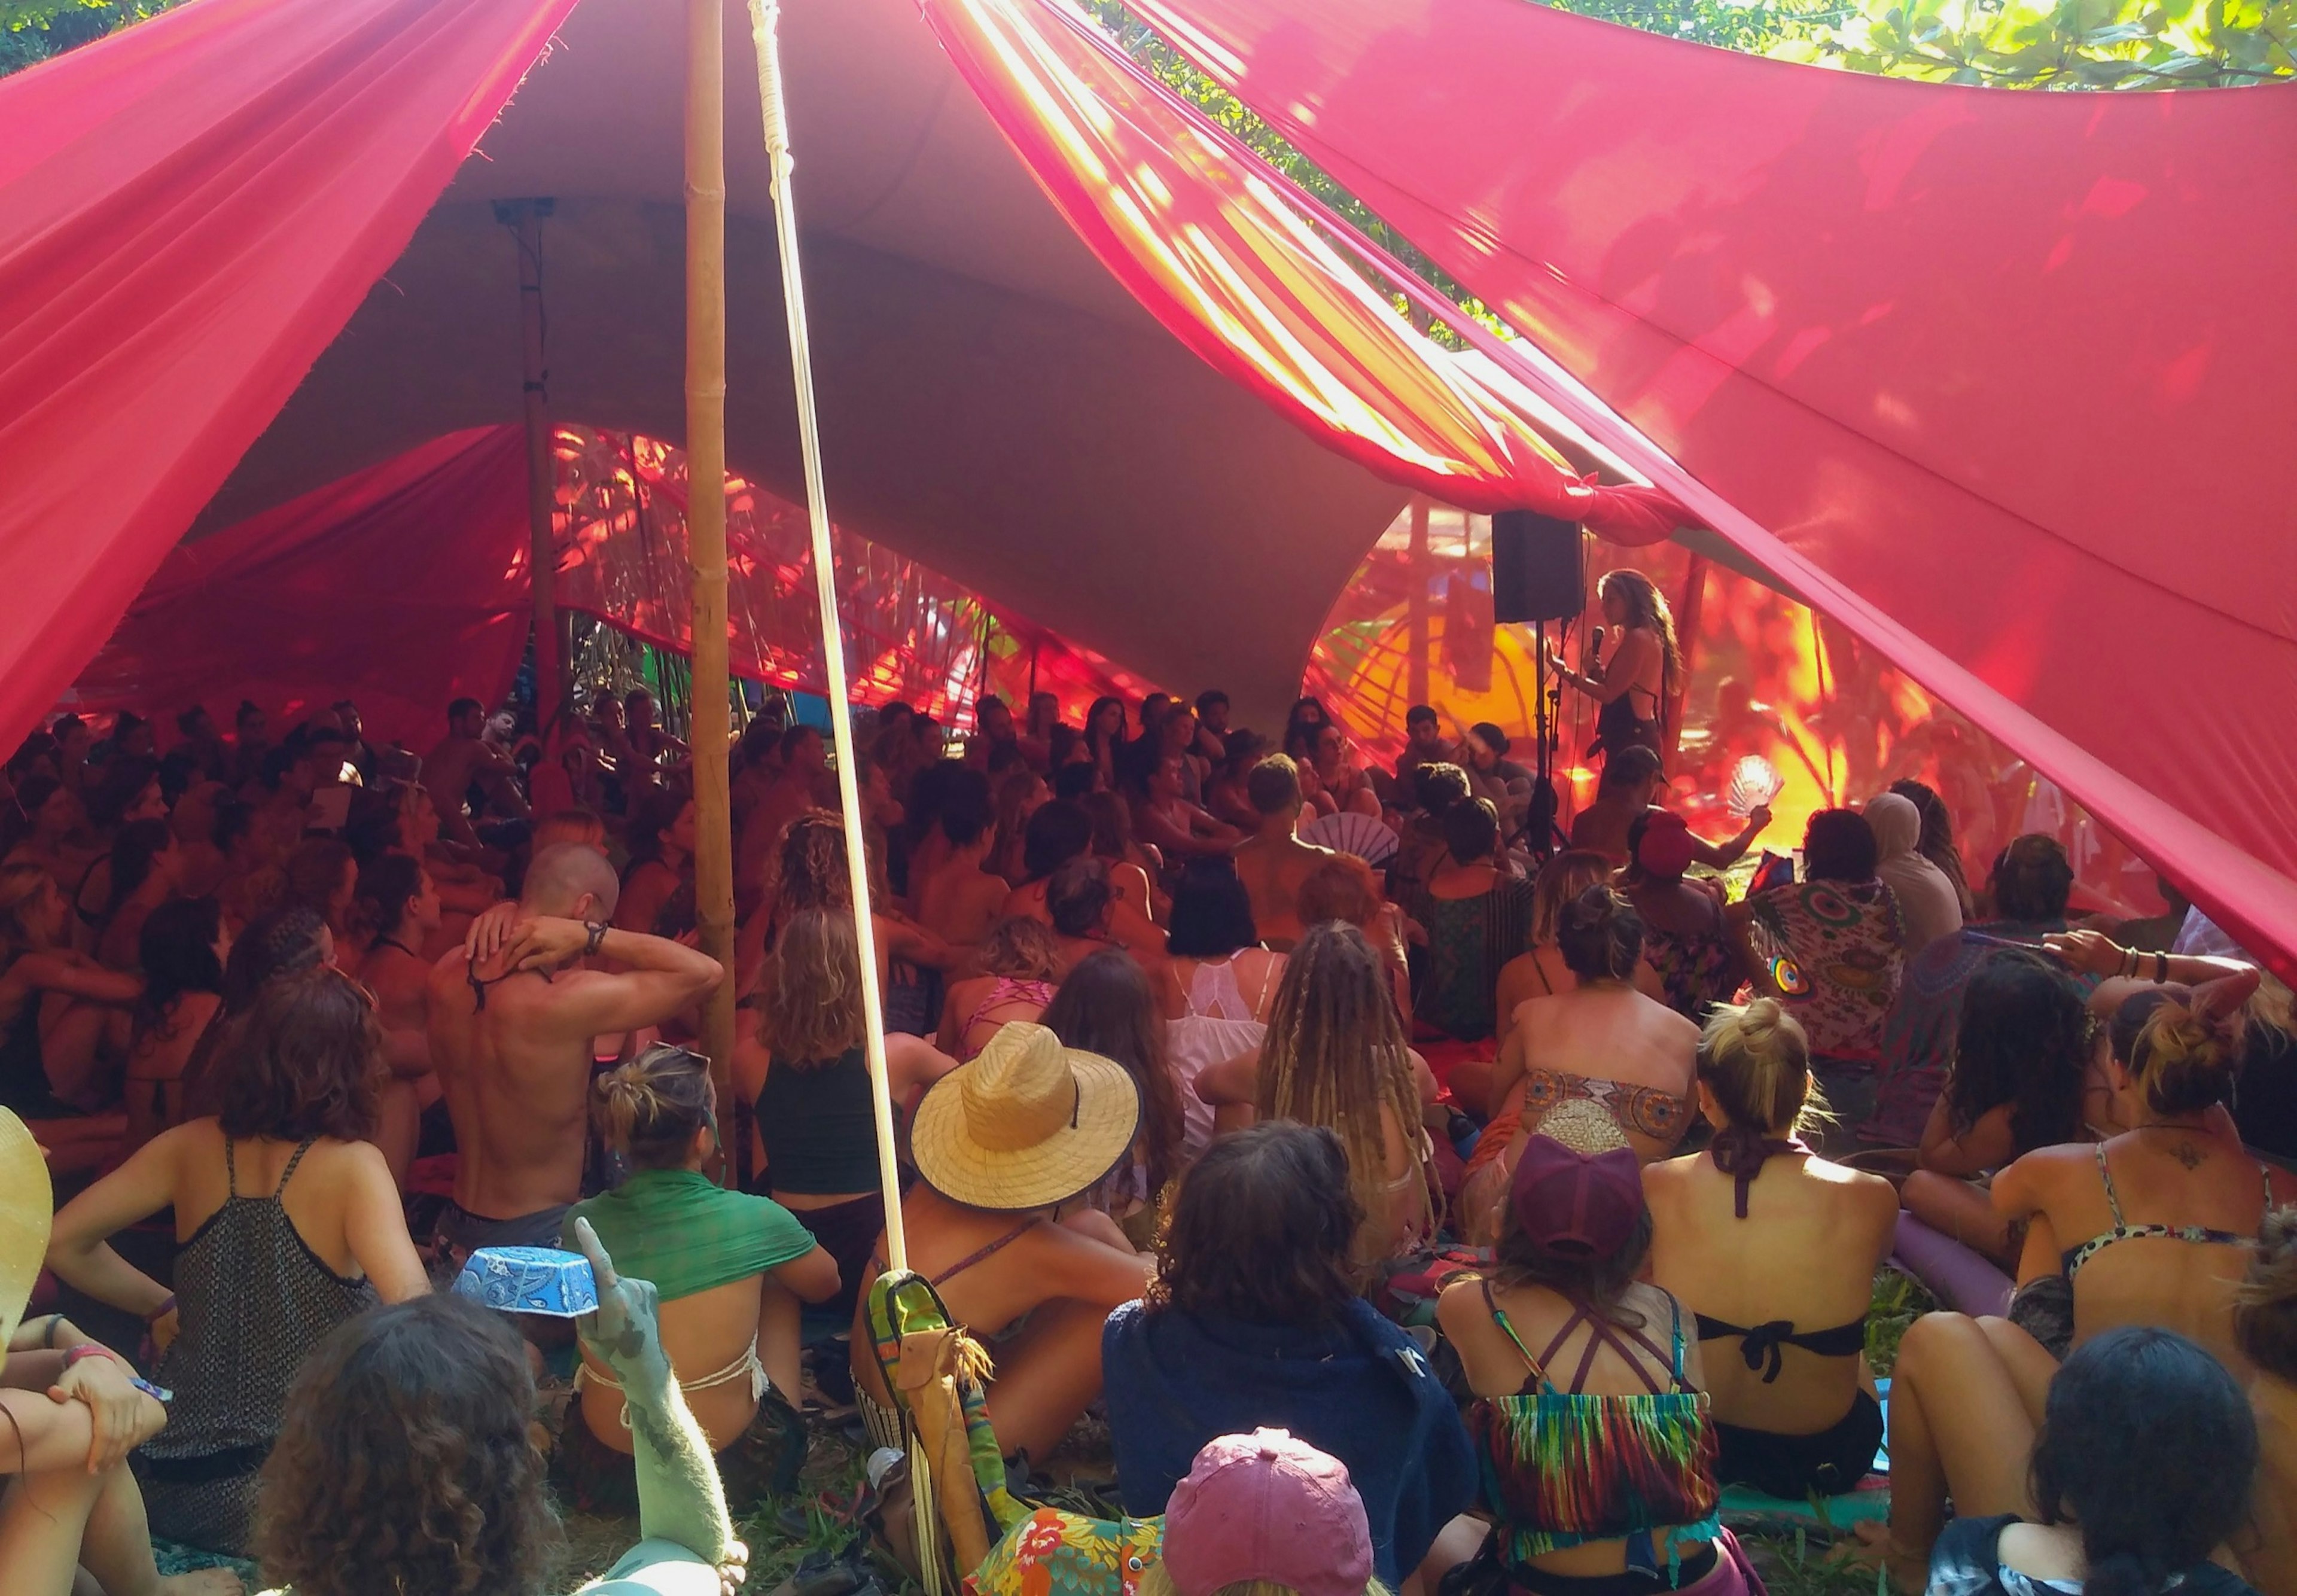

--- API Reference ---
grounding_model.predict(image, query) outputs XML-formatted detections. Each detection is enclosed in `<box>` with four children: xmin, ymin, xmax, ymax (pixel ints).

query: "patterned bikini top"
<box><xmin>1521</xmin><ymin>1066</ymin><xmax>1690</xmax><ymax>1146</ymax></box>
<box><xmin>2061</xmin><ymin>1140</ymin><xmax>2276</xmax><ymax>1278</ymax></box>
<box><xmin>1467</xmin><ymin>1280</ymin><xmax>1719</xmax><ymax>1574</ymax></box>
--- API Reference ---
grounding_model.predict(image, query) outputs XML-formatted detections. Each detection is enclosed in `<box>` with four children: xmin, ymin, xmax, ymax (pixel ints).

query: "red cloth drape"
<box><xmin>1119</xmin><ymin>0</ymin><xmax>2297</xmax><ymax>976</ymax></box>
<box><xmin>69</xmin><ymin>429</ymin><xmax>535</xmax><ymax>750</ymax></box>
<box><xmin>0</xmin><ymin>0</ymin><xmax>577</xmax><ymax>760</ymax></box>
<box><xmin>916</xmin><ymin>0</ymin><xmax>1684</xmax><ymax>540</ymax></box>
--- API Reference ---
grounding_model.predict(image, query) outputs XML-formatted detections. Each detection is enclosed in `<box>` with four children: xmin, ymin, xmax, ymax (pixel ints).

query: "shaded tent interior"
<box><xmin>193</xmin><ymin>0</ymin><xmax>1467</xmax><ymax>723</ymax></box>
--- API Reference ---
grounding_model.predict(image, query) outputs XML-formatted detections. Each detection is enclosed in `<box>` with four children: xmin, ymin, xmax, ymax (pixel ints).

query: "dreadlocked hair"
<box><xmin>1255</xmin><ymin>921</ymin><xmax>1432</xmax><ymax>1257</ymax></box>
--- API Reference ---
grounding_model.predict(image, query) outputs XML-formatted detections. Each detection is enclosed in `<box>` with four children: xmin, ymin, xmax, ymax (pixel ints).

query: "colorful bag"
<box><xmin>966</xmin><ymin>1507</ymin><xmax>1165</xmax><ymax>1596</ymax></box>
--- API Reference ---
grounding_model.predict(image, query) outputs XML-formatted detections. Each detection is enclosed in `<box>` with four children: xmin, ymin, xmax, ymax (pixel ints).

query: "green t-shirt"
<box><xmin>566</xmin><ymin>1167</ymin><xmax>818</xmax><ymax>1302</ymax></box>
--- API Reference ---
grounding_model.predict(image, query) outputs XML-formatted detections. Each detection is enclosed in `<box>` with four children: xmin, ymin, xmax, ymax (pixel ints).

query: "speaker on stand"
<box><xmin>1489</xmin><ymin>510</ymin><xmax>1585</xmax><ymax>855</ymax></box>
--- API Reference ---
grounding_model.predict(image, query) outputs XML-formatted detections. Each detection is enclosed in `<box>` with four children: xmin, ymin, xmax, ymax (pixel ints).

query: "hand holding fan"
<box><xmin>1724</xmin><ymin>755</ymin><xmax>1784</xmax><ymax>820</ymax></box>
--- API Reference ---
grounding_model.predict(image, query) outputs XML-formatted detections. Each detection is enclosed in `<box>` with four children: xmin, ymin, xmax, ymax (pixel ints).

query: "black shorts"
<box><xmin>1711</xmin><ymin>1387</ymin><xmax>1884</xmax><ymax>1501</ymax></box>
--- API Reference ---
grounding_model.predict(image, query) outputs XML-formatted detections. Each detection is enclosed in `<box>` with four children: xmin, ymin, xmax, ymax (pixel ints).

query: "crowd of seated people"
<box><xmin>4</xmin><ymin>604</ymin><xmax>2296</xmax><ymax>1596</ymax></box>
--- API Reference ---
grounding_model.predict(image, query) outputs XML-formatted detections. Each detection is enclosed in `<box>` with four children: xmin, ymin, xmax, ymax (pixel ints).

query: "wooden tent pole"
<box><xmin>748</xmin><ymin>0</ymin><xmax>906</xmax><ymax>1271</ymax></box>
<box><xmin>685</xmin><ymin>0</ymin><xmax>739</xmax><ymax>1141</ymax></box>
<box><xmin>498</xmin><ymin>198</ymin><xmax>565</xmax><ymax>729</ymax></box>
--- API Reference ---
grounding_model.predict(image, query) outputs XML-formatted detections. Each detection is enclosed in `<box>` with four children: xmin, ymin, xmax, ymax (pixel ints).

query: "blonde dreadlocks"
<box><xmin>1255</xmin><ymin>921</ymin><xmax>1434</xmax><ymax>1262</ymax></box>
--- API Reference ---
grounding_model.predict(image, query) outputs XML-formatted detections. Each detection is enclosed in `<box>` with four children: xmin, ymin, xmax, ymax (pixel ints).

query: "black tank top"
<box><xmin>756</xmin><ymin>1047</ymin><xmax>882</xmax><ymax>1194</ymax></box>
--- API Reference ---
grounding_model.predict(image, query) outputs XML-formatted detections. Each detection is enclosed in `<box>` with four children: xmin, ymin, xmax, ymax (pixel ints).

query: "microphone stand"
<box><xmin>1525</xmin><ymin>619</ymin><xmax>1574</xmax><ymax>860</ymax></box>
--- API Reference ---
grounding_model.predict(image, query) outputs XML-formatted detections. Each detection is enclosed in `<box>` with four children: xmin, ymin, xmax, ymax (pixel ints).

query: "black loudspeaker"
<box><xmin>1489</xmin><ymin>510</ymin><xmax>1585</xmax><ymax>625</ymax></box>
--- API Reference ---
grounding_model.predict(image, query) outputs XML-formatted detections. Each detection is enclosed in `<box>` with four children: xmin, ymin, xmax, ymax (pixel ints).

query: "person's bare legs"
<box><xmin>0</xmin><ymin>1463</ymin><xmax>104</xmax><ymax>1596</ymax></box>
<box><xmin>1448</xmin><ymin>1058</ymin><xmax>1497</xmax><ymax>1120</ymax></box>
<box><xmin>1973</xmin><ymin>1315</ymin><xmax>2057</xmax><ymax>1426</ymax></box>
<box><xmin>982</xmin><ymin>1297</ymin><xmax>1113</xmax><ymax>1463</ymax></box>
<box><xmin>76</xmin><ymin>1464</ymin><xmax>243</xmax><ymax>1596</ymax></box>
<box><xmin>1857</xmin><ymin>1312</ymin><xmax>2041</xmax><ymax>1591</ymax></box>
<box><xmin>756</xmin><ymin>1277</ymin><xmax>803</xmax><ymax>1404</ymax></box>
<box><xmin>1903</xmin><ymin>1171</ymin><xmax>2015</xmax><ymax>1264</ymax></box>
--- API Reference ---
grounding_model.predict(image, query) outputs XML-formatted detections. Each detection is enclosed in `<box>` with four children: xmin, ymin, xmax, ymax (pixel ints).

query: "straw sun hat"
<box><xmin>910</xmin><ymin>1022</ymin><xmax>1140</xmax><ymax>1212</ymax></box>
<box><xmin>0</xmin><ymin>1108</ymin><xmax>54</xmax><ymax>1375</ymax></box>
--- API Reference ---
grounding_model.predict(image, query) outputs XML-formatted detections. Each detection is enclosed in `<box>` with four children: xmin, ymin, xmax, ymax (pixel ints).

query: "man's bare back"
<box><xmin>424</xmin><ymin>845</ymin><xmax>721</xmax><ymax>1259</ymax></box>
<box><xmin>1234</xmin><ymin>833</ymin><xmax>1333</xmax><ymax>949</ymax></box>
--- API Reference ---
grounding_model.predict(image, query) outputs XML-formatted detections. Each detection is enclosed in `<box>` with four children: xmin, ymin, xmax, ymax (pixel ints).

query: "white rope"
<box><xmin>746</xmin><ymin>0</ymin><xmax>907</xmax><ymax>1274</ymax></box>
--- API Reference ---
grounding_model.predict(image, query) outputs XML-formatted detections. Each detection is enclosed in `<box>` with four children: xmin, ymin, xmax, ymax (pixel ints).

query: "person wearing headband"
<box><xmin>849</xmin><ymin>1021</ymin><xmax>1152</xmax><ymax>1467</ymax></box>
<box><xmin>1436</xmin><ymin>1102</ymin><xmax>1753</xmax><ymax>1596</ymax></box>
<box><xmin>1646</xmin><ymin>1001</ymin><xmax>1897</xmax><ymax>1501</ymax></box>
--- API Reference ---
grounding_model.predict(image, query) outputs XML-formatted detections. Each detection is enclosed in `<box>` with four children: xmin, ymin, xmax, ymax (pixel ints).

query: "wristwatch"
<box><xmin>584</xmin><ymin>919</ymin><xmax>610</xmax><ymax>957</ymax></box>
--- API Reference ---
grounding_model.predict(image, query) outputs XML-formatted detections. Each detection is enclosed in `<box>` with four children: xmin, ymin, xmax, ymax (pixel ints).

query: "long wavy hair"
<box><xmin>1042</xmin><ymin>949</ymin><xmax>1183</xmax><ymax>1199</ymax></box>
<box><xmin>133</xmin><ymin>896</ymin><xmax>224</xmax><ymax>1046</ymax></box>
<box><xmin>770</xmin><ymin>811</ymin><xmax>852</xmax><ymax>916</ymax></box>
<box><xmin>1943</xmin><ymin>950</ymin><xmax>2093</xmax><ymax>1152</ymax></box>
<box><xmin>254</xmin><ymin>1293</ymin><xmax>562</xmax><ymax>1596</ymax></box>
<box><xmin>760</xmin><ymin>907</ymin><xmax>867</xmax><ymax>1065</ymax></box>
<box><xmin>1148</xmin><ymin>1122</ymin><xmax>1362</xmax><ymax>1321</ymax></box>
<box><xmin>1597</xmin><ymin>568</ymin><xmax>1682</xmax><ymax>727</ymax></box>
<box><xmin>1255</xmin><ymin>922</ymin><xmax>1430</xmax><ymax>1253</ymax></box>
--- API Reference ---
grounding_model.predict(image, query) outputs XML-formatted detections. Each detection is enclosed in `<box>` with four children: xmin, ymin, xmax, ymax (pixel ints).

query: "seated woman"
<box><xmin>616</xmin><ymin>790</ymin><xmax>697</xmax><ymax>941</ymax></box>
<box><xmin>735</xmin><ymin>907</ymin><xmax>959</xmax><ymax>1324</ymax></box>
<box><xmin>851</xmin><ymin>1022</ymin><xmax>1153</xmax><ymax>1466</ymax></box>
<box><xmin>1043</xmin><ymin>948</ymin><xmax>1187</xmax><ymax>1236</ymax></box>
<box><xmin>348</xmin><ymin>854</ymin><xmax>443</xmax><ymax>1184</ymax></box>
<box><xmin>1460</xmin><ymin>887</ymin><xmax>1698</xmax><ymax>1244</ymax></box>
<box><xmin>1102</xmin><ymin>1122</ymin><xmax>1476</xmax><ymax>1586</ymax></box>
<box><xmin>735</xmin><ymin>811</ymin><xmax>955</xmax><ymax>1007</ymax></box>
<box><xmin>1735</xmin><ymin>808</ymin><xmax>1906</xmax><ymax>1125</ymax></box>
<box><xmin>937</xmin><ymin>915</ymin><xmax>1063</xmax><ymax>1062</ymax></box>
<box><xmin>1902</xmin><ymin>951</ymin><xmax>2100</xmax><ymax>1268</ymax></box>
<box><xmin>2234</xmin><ymin>1210</ymin><xmax>2297</xmax><ymax>1596</ymax></box>
<box><xmin>255</xmin><ymin>1225</ymin><xmax>750</xmax><ymax>1596</ymax></box>
<box><xmin>1084</xmin><ymin>789</ymin><xmax>1170</xmax><ymax>924</ymax></box>
<box><xmin>1163</xmin><ymin>861</ymin><xmax>1285</xmax><ymax>1163</ymax></box>
<box><xmin>277</xmin><ymin>838</ymin><xmax>360</xmax><ymax>967</ymax></box>
<box><xmin>1645</xmin><ymin>1000</ymin><xmax>1899</xmax><ymax>1500</ymax></box>
<box><xmin>1993</xmin><ymin>989</ymin><xmax>2293</xmax><ymax>1366</ymax></box>
<box><xmin>1492</xmin><ymin>851</ymin><xmax>1663</xmax><ymax>1060</ymax></box>
<box><xmin>1881</xmin><ymin>1323</ymin><xmax>2265</xmax><ymax>1595</ymax></box>
<box><xmin>46</xmin><ymin>968</ymin><xmax>428</xmax><ymax>1556</ymax></box>
<box><xmin>1409</xmin><ymin>798</ymin><xmax>1534</xmax><ymax>1043</ymax></box>
<box><xmin>559</xmin><ymin>1043</ymin><xmax>838</xmax><ymax>1516</ymax></box>
<box><xmin>988</xmin><ymin>769</ymin><xmax>1047</xmax><ymax>885</ymax></box>
<box><xmin>0</xmin><ymin>1105</ymin><xmax>243</xmax><ymax>1596</ymax></box>
<box><xmin>121</xmin><ymin>896</ymin><xmax>226</xmax><ymax>1158</ymax></box>
<box><xmin>0</xmin><ymin>862</ymin><xmax>141</xmax><ymax>1136</ymax></box>
<box><xmin>1195</xmin><ymin>923</ymin><xmax>1436</xmax><ymax>1266</ymax></box>
<box><xmin>1436</xmin><ymin>1103</ymin><xmax>1753</xmax><ymax>1596</ymax></box>
<box><xmin>93</xmin><ymin>817</ymin><xmax>182</xmax><ymax>973</ymax></box>
<box><xmin>998</xmin><ymin>800</ymin><xmax>1165</xmax><ymax>965</ymax></box>
<box><xmin>1623</xmin><ymin>813</ymin><xmax>1744</xmax><ymax>1022</ymax></box>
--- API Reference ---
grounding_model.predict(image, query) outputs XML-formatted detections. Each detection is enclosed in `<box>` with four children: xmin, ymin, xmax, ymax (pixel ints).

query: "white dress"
<box><xmin>1165</xmin><ymin>957</ymin><xmax>1268</xmax><ymax>1166</ymax></box>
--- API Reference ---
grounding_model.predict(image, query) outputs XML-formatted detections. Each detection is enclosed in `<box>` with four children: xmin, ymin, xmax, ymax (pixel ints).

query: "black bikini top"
<box><xmin>1696</xmin><ymin>1123</ymin><xmax>1865</xmax><ymax>1380</ymax></box>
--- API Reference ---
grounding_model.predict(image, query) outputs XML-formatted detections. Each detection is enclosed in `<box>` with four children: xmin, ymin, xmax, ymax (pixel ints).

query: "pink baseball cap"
<box><xmin>1162</xmin><ymin>1430</ymin><xmax>1373</xmax><ymax>1596</ymax></box>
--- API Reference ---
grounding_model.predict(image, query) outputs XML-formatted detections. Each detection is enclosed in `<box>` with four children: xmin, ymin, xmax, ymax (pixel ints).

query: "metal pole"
<box><xmin>685</xmin><ymin>0</ymin><xmax>740</xmax><ymax>1143</ymax></box>
<box><xmin>748</xmin><ymin>0</ymin><xmax>906</xmax><ymax>1270</ymax></box>
<box><xmin>498</xmin><ymin>198</ymin><xmax>565</xmax><ymax>730</ymax></box>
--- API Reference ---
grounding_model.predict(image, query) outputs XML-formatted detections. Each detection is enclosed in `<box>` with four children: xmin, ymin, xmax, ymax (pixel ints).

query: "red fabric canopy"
<box><xmin>915</xmin><ymin>0</ymin><xmax>1682</xmax><ymax>538</ymax></box>
<box><xmin>1122</xmin><ymin>0</ymin><xmax>2297</xmax><ymax>974</ymax></box>
<box><xmin>70</xmin><ymin>424</ymin><xmax>1153</xmax><ymax>744</ymax></box>
<box><xmin>0</xmin><ymin>0</ymin><xmax>575</xmax><ymax>760</ymax></box>
<box><xmin>69</xmin><ymin>429</ymin><xmax>535</xmax><ymax>748</ymax></box>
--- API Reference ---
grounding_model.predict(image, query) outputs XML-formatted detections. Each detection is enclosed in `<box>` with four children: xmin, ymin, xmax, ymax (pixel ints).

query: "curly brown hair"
<box><xmin>771</xmin><ymin>811</ymin><xmax>852</xmax><ymax>915</ymax></box>
<box><xmin>1147</xmin><ymin>1121</ymin><xmax>1363</xmax><ymax>1321</ymax></box>
<box><xmin>216</xmin><ymin>967</ymin><xmax>382</xmax><ymax>1143</ymax></box>
<box><xmin>255</xmin><ymin>1293</ymin><xmax>560</xmax><ymax>1596</ymax></box>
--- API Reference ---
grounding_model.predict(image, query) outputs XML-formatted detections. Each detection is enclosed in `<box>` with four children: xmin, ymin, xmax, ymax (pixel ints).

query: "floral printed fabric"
<box><xmin>965</xmin><ymin>1508</ymin><xmax>1165</xmax><ymax>1596</ymax></box>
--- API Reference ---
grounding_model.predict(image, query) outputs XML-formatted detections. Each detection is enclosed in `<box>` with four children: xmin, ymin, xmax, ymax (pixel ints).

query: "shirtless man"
<box><xmin>424</xmin><ymin>697</ymin><xmax>529</xmax><ymax>852</ymax></box>
<box><xmin>425</xmin><ymin>843</ymin><xmax>723</xmax><ymax>1269</ymax></box>
<box><xmin>1230</xmin><ymin>755</ymin><xmax>1335</xmax><ymax>951</ymax></box>
<box><xmin>1130</xmin><ymin>752</ymin><xmax>1239</xmax><ymax>864</ymax></box>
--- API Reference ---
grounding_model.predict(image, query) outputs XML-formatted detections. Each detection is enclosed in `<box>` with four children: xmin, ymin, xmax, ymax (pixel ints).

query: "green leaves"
<box><xmin>1761</xmin><ymin>0</ymin><xmax>2297</xmax><ymax>86</ymax></box>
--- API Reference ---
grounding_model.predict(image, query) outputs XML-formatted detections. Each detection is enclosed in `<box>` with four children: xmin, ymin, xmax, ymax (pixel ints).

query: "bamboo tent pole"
<box><xmin>746</xmin><ymin>0</ymin><xmax>906</xmax><ymax>1271</ymax></box>
<box><xmin>684</xmin><ymin>0</ymin><xmax>741</xmax><ymax>1140</ymax></box>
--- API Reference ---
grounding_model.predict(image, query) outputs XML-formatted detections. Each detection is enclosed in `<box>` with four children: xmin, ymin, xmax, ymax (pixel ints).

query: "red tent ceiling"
<box><xmin>2</xmin><ymin>0</ymin><xmax>2292</xmax><ymax>971</ymax></box>
<box><xmin>1120</xmin><ymin>0</ymin><xmax>2297</xmax><ymax>974</ymax></box>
